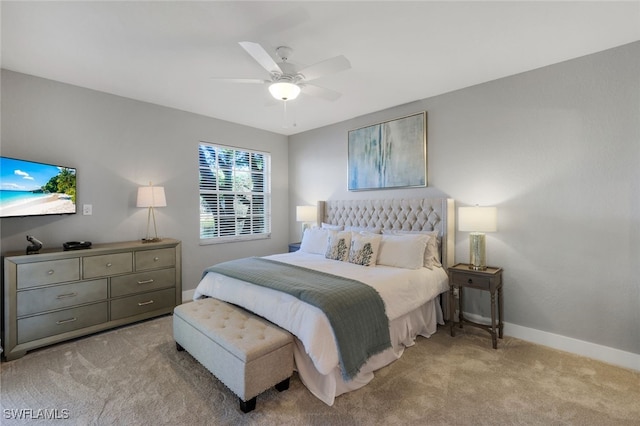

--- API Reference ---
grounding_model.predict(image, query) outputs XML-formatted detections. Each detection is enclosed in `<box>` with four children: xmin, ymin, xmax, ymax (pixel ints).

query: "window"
<box><xmin>199</xmin><ymin>142</ymin><xmax>271</xmax><ymax>243</ymax></box>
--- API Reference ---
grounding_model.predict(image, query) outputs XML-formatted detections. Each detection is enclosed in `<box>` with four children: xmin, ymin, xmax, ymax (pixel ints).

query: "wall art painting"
<box><xmin>348</xmin><ymin>112</ymin><xmax>426</xmax><ymax>191</ymax></box>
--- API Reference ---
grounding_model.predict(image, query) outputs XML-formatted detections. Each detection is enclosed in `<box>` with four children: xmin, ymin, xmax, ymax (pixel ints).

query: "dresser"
<box><xmin>2</xmin><ymin>239</ymin><xmax>181</xmax><ymax>361</ymax></box>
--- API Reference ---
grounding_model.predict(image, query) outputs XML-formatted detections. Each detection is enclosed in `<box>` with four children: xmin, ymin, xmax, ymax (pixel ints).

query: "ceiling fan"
<box><xmin>218</xmin><ymin>41</ymin><xmax>351</xmax><ymax>102</ymax></box>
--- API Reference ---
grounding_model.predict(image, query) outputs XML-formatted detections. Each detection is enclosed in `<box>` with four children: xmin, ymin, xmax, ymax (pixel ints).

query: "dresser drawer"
<box><xmin>17</xmin><ymin>279</ymin><xmax>108</xmax><ymax>317</ymax></box>
<box><xmin>135</xmin><ymin>248</ymin><xmax>176</xmax><ymax>271</ymax></box>
<box><xmin>110</xmin><ymin>268</ymin><xmax>175</xmax><ymax>297</ymax></box>
<box><xmin>17</xmin><ymin>258</ymin><xmax>80</xmax><ymax>289</ymax></box>
<box><xmin>451</xmin><ymin>274</ymin><xmax>491</xmax><ymax>290</ymax></box>
<box><xmin>83</xmin><ymin>252</ymin><xmax>133</xmax><ymax>279</ymax></box>
<box><xmin>110</xmin><ymin>288</ymin><xmax>175</xmax><ymax>321</ymax></box>
<box><xmin>18</xmin><ymin>302</ymin><xmax>108</xmax><ymax>344</ymax></box>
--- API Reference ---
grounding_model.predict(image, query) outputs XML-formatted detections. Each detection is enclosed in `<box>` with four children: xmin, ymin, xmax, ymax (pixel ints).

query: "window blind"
<box><xmin>199</xmin><ymin>142</ymin><xmax>271</xmax><ymax>243</ymax></box>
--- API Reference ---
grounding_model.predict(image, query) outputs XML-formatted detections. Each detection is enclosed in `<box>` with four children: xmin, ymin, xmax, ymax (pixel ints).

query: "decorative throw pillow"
<box><xmin>325</xmin><ymin>230</ymin><xmax>352</xmax><ymax>261</ymax></box>
<box><xmin>377</xmin><ymin>233</ymin><xmax>429</xmax><ymax>269</ymax></box>
<box><xmin>348</xmin><ymin>233</ymin><xmax>382</xmax><ymax>266</ymax></box>
<box><xmin>300</xmin><ymin>227</ymin><xmax>329</xmax><ymax>255</ymax></box>
<box><xmin>423</xmin><ymin>230</ymin><xmax>442</xmax><ymax>269</ymax></box>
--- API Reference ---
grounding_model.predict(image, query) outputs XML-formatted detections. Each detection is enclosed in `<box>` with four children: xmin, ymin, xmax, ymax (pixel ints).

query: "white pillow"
<box><xmin>322</xmin><ymin>222</ymin><xmax>344</xmax><ymax>231</ymax></box>
<box><xmin>383</xmin><ymin>229</ymin><xmax>441</xmax><ymax>269</ymax></box>
<box><xmin>348</xmin><ymin>232</ymin><xmax>382</xmax><ymax>267</ymax></box>
<box><xmin>377</xmin><ymin>233</ymin><xmax>429</xmax><ymax>269</ymax></box>
<box><xmin>344</xmin><ymin>225</ymin><xmax>382</xmax><ymax>234</ymax></box>
<box><xmin>325</xmin><ymin>230</ymin><xmax>352</xmax><ymax>261</ymax></box>
<box><xmin>300</xmin><ymin>228</ymin><xmax>329</xmax><ymax>255</ymax></box>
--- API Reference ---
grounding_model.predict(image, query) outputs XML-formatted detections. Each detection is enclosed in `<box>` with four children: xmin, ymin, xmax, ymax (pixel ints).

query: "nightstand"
<box><xmin>288</xmin><ymin>242</ymin><xmax>301</xmax><ymax>252</ymax></box>
<box><xmin>448</xmin><ymin>263</ymin><xmax>503</xmax><ymax>349</ymax></box>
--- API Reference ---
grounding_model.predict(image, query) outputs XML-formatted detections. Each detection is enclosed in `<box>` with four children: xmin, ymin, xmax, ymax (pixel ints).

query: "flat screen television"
<box><xmin>0</xmin><ymin>156</ymin><xmax>77</xmax><ymax>218</ymax></box>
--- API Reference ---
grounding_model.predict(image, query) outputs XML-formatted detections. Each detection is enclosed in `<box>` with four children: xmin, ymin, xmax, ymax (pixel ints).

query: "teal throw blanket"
<box><xmin>203</xmin><ymin>257</ymin><xmax>391</xmax><ymax>381</ymax></box>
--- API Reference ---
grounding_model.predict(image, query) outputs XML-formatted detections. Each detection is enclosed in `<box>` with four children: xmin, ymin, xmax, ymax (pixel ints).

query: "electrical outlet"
<box><xmin>83</xmin><ymin>204</ymin><xmax>92</xmax><ymax>215</ymax></box>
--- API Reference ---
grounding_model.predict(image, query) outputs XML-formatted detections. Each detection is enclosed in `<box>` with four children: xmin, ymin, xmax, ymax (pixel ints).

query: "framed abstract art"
<box><xmin>348</xmin><ymin>112</ymin><xmax>427</xmax><ymax>191</ymax></box>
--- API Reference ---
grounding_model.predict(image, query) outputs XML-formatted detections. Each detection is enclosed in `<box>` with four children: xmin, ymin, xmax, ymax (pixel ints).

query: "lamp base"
<box><xmin>468</xmin><ymin>232</ymin><xmax>487</xmax><ymax>271</ymax></box>
<box><xmin>468</xmin><ymin>264</ymin><xmax>488</xmax><ymax>271</ymax></box>
<box><xmin>141</xmin><ymin>237</ymin><xmax>162</xmax><ymax>244</ymax></box>
<box><xmin>141</xmin><ymin>206</ymin><xmax>162</xmax><ymax>244</ymax></box>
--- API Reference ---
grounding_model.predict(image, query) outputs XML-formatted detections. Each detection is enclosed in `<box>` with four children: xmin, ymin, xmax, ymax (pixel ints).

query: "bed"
<box><xmin>193</xmin><ymin>198</ymin><xmax>455</xmax><ymax>405</ymax></box>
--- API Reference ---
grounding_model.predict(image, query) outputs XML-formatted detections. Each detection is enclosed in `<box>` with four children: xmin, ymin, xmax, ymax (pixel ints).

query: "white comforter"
<box><xmin>193</xmin><ymin>251</ymin><xmax>448</xmax><ymax>402</ymax></box>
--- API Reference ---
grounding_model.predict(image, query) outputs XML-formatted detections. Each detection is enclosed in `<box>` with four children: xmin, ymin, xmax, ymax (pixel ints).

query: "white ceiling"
<box><xmin>2</xmin><ymin>1</ymin><xmax>639</xmax><ymax>136</ymax></box>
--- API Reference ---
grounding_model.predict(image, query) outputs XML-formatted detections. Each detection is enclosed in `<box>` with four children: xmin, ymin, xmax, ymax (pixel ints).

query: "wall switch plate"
<box><xmin>83</xmin><ymin>204</ymin><xmax>92</xmax><ymax>215</ymax></box>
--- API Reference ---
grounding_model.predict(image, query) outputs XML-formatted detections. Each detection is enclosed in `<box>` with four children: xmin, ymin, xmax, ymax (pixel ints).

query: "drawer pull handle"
<box><xmin>138</xmin><ymin>300</ymin><xmax>154</xmax><ymax>306</ymax></box>
<box><xmin>56</xmin><ymin>317</ymin><xmax>77</xmax><ymax>325</ymax></box>
<box><xmin>48</xmin><ymin>270</ymin><xmax>55</xmax><ymax>275</ymax></box>
<box><xmin>56</xmin><ymin>292</ymin><xmax>77</xmax><ymax>299</ymax></box>
<box><xmin>137</xmin><ymin>279</ymin><xmax>155</xmax><ymax>285</ymax></box>
<box><xmin>468</xmin><ymin>279</ymin><xmax>473</xmax><ymax>284</ymax></box>
<box><xmin>106</xmin><ymin>263</ymin><xmax>113</xmax><ymax>267</ymax></box>
<box><xmin>153</xmin><ymin>257</ymin><xmax>160</xmax><ymax>261</ymax></box>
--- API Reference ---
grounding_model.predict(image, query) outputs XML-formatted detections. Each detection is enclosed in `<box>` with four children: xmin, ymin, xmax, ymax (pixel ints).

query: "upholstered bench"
<box><xmin>173</xmin><ymin>298</ymin><xmax>294</xmax><ymax>413</ymax></box>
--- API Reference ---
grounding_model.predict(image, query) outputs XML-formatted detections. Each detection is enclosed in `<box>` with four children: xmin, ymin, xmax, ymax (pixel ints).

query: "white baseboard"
<box><xmin>463</xmin><ymin>312</ymin><xmax>640</xmax><ymax>372</ymax></box>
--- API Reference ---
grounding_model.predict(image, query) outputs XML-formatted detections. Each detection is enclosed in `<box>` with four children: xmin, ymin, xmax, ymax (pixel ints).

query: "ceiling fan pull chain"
<box><xmin>282</xmin><ymin>100</ymin><xmax>288</xmax><ymax>128</ymax></box>
<box><xmin>281</xmin><ymin>100</ymin><xmax>298</xmax><ymax>129</ymax></box>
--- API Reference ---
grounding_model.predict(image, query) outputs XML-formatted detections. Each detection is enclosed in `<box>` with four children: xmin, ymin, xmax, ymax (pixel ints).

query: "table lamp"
<box><xmin>458</xmin><ymin>206</ymin><xmax>497</xmax><ymax>270</ymax></box>
<box><xmin>296</xmin><ymin>205</ymin><xmax>317</xmax><ymax>238</ymax></box>
<box><xmin>137</xmin><ymin>183</ymin><xmax>167</xmax><ymax>242</ymax></box>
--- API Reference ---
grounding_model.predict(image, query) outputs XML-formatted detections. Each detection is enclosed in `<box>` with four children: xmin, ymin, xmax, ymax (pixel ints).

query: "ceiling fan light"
<box><xmin>269</xmin><ymin>82</ymin><xmax>301</xmax><ymax>101</ymax></box>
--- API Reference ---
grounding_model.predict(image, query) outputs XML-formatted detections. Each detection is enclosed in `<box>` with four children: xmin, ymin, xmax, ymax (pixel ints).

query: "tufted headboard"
<box><xmin>318</xmin><ymin>198</ymin><xmax>455</xmax><ymax>268</ymax></box>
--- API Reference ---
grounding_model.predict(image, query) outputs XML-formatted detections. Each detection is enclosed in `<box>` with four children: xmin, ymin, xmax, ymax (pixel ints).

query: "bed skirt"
<box><xmin>294</xmin><ymin>299</ymin><xmax>443</xmax><ymax>405</ymax></box>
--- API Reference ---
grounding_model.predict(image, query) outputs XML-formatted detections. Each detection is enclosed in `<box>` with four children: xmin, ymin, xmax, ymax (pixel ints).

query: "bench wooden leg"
<box><xmin>239</xmin><ymin>397</ymin><xmax>256</xmax><ymax>413</ymax></box>
<box><xmin>275</xmin><ymin>377</ymin><xmax>290</xmax><ymax>392</ymax></box>
<box><xmin>176</xmin><ymin>342</ymin><xmax>185</xmax><ymax>352</ymax></box>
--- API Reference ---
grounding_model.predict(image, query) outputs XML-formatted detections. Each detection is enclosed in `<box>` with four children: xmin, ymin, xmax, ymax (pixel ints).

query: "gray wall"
<box><xmin>289</xmin><ymin>42</ymin><xmax>640</xmax><ymax>357</ymax></box>
<box><xmin>0</xmin><ymin>70</ymin><xmax>290</xmax><ymax>292</ymax></box>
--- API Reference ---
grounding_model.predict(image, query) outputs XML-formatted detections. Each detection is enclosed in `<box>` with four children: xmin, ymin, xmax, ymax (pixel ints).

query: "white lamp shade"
<box><xmin>137</xmin><ymin>186</ymin><xmax>167</xmax><ymax>208</ymax></box>
<box><xmin>269</xmin><ymin>82</ymin><xmax>301</xmax><ymax>101</ymax></box>
<box><xmin>296</xmin><ymin>205</ymin><xmax>316</xmax><ymax>222</ymax></box>
<box><xmin>458</xmin><ymin>206</ymin><xmax>497</xmax><ymax>232</ymax></box>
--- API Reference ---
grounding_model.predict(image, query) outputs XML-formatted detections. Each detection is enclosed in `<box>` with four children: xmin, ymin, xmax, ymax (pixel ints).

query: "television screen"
<box><xmin>0</xmin><ymin>156</ymin><xmax>77</xmax><ymax>218</ymax></box>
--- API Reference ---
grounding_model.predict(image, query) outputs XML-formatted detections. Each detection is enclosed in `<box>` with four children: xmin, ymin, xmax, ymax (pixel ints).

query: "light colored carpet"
<box><xmin>1</xmin><ymin>315</ymin><xmax>638</xmax><ymax>425</ymax></box>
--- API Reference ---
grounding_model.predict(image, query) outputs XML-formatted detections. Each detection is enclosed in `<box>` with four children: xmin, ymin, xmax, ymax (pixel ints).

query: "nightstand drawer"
<box><xmin>17</xmin><ymin>259</ymin><xmax>80</xmax><ymax>289</ymax></box>
<box><xmin>17</xmin><ymin>279</ymin><xmax>108</xmax><ymax>316</ymax></box>
<box><xmin>135</xmin><ymin>248</ymin><xmax>176</xmax><ymax>271</ymax></box>
<box><xmin>83</xmin><ymin>252</ymin><xmax>133</xmax><ymax>279</ymax></box>
<box><xmin>451</xmin><ymin>274</ymin><xmax>491</xmax><ymax>289</ymax></box>
<box><xmin>110</xmin><ymin>268</ymin><xmax>175</xmax><ymax>297</ymax></box>
<box><xmin>18</xmin><ymin>302</ymin><xmax>108</xmax><ymax>343</ymax></box>
<box><xmin>110</xmin><ymin>288</ymin><xmax>175</xmax><ymax>321</ymax></box>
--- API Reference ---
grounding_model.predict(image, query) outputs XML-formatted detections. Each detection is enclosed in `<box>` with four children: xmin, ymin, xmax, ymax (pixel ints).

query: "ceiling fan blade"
<box><xmin>239</xmin><ymin>41</ymin><xmax>282</xmax><ymax>75</ymax></box>
<box><xmin>210</xmin><ymin>78</ymin><xmax>269</xmax><ymax>84</ymax></box>
<box><xmin>300</xmin><ymin>84</ymin><xmax>342</xmax><ymax>101</ymax></box>
<box><xmin>298</xmin><ymin>55</ymin><xmax>351</xmax><ymax>81</ymax></box>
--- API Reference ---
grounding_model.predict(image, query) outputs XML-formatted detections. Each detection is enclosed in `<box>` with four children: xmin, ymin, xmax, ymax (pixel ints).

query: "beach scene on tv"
<box><xmin>0</xmin><ymin>157</ymin><xmax>76</xmax><ymax>217</ymax></box>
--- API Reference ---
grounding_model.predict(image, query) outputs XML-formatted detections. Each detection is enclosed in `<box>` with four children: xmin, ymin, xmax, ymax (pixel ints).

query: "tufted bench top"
<box><xmin>173</xmin><ymin>298</ymin><xmax>293</xmax><ymax>363</ymax></box>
